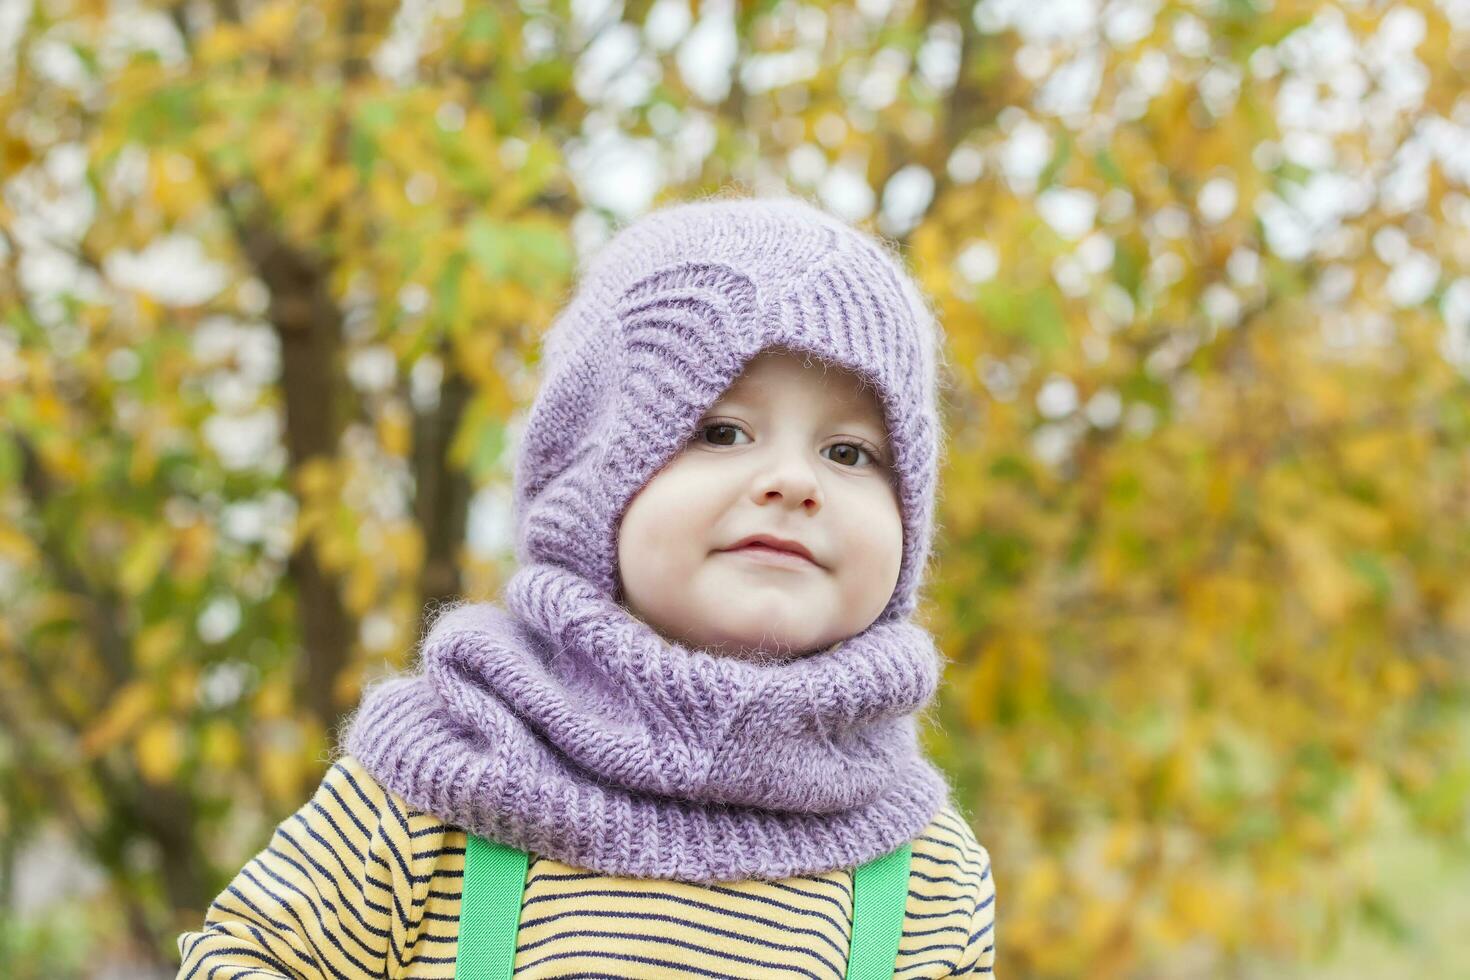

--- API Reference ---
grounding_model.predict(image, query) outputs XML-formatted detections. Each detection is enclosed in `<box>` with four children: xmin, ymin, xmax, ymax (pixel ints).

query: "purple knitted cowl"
<box><xmin>342</xmin><ymin>194</ymin><xmax>953</xmax><ymax>883</ymax></box>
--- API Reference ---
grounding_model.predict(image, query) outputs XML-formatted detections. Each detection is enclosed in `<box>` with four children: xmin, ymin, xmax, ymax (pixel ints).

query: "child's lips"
<box><xmin>721</xmin><ymin>543</ymin><xmax>821</xmax><ymax>569</ymax></box>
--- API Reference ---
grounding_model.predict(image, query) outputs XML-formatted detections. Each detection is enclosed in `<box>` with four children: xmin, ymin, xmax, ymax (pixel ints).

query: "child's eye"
<box><xmin>823</xmin><ymin>442</ymin><xmax>880</xmax><ymax>468</ymax></box>
<box><xmin>694</xmin><ymin>422</ymin><xmax>883</xmax><ymax>468</ymax></box>
<box><xmin>698</xmin><ymin>423</ymin><xmax>749</xmax><ymax>446</ymax></box>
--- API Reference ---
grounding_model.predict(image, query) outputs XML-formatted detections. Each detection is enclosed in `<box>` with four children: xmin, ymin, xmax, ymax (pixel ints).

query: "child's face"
<box><xmin>616</xmin><ymin>347</ymin><xmax>903</xmax><ymax>661</ymax></box>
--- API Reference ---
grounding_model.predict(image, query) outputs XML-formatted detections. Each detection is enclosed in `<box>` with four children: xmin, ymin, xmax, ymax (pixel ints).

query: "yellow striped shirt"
<box><xmin>176</xmin><ymin>755</ymin><xmax>997</xmax><ymax>978</ymax></box>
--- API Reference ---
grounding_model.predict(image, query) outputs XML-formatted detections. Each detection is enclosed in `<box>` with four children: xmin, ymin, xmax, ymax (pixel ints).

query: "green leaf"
<box><xmin>1112</xmin><ymin>234</ymin><xmax>1146</xmax><ymax>299</ymax></box>
<box><xmin>1093</xmin><ymin>148</ymin><xmax>1124</xmax><ymax>186</ymax></box>
<box><xmin>466</xmin><ymin>216</ymin><xmax>515</xmax><ymax>280</ymax></box>
<box><xmin>436</xmin><ymin>250</ymin><xmax>467</xmax><ymax>332</ymax></box>
<box><xmin>466</xmin><ymin>216</ymin><xmax>573</xmax><ymax>293</ymax></box>
<box><xmin>464</xmin><ymin>7</ymin><xmax>501</xmax><ymax>42</ymax></box>
<box><xmin>1038</xmin><ymin>128</ymin><xmax>1072</xmax><ymax>191</ymax></box>
<box><xmin>356</xmin><ymin>98</ymin><xmax>398</xmax><ymax>133</ymax></box>
<box><xmin>976</xmin><ymin>281</ymin><xmax>1068</xmax><ymax>353</ymax></box>
<box><xmin>468</xmin><ymin>418</ymin><xmax>506</xmax><ymax>483</ymax></box>
<box><xmin>1358</xmin><ymin>891</ymin><xmax>1415</xmax><ymax>944</ymax></box>
<box><xmin>126</xmin><ymin>82</ymin><xmax>200</xmax><ymax>147</ymax></box>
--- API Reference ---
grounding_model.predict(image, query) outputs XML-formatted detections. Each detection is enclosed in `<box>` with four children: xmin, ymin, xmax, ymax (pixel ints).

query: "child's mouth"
<box><xmin>724</xmin><ymin>543</ymin><xmax>819</xmax><ymax>568</ymax></box>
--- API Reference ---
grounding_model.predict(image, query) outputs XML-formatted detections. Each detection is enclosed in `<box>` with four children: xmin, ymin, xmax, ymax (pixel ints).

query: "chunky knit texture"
<box><xmin>342</xmin><ymin>193</ymin><xmax>952</xmax><ymax>883</ymax></box>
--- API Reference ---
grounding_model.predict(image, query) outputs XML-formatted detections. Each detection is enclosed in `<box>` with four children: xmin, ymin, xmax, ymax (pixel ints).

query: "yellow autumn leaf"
<box><xmin>200</xmin><ymin>719</ymin><xmax>243</xmax><ymax>770</ymax></box>
<box><xmin>247</xmin><ymin>1</ymin><xmax>298</xmax><ymax>50</ymax></box>
<box><xmin>119</xmin><ymin>527</ymin><xmax>173</xmax><ymax>598</ymax></box>
<box><xmin>80</xmin><ymin>681</ymin><xmax>154</xmax><ymax>759</ymax></box>
<box><xmin>135</xmin><ymin>620</ymin><xmax>184</xmax><ymax>670</ymax></box>
<box><xmin>1279</xmin><ymin>523</ymin><xmax>1361</xmax><ymax>623</ymax></box>
<box><xmin>258</xmin><ymin>725</ymin><xmax>308</xmax><ymax>808</ymax></box>
<box><xmin>343</xmin><ymin>559</ymin><xmax>378</xmax><ymax>616</ymax></box>
<box><xmin>1017</xmin><ymin>855</ymin><xmax>1063</xmax><ymax>911</ymax></box>
<box><xmin>3</xmin><ymin>132</ymin><xmax>34</xmax><ymax>173</ymax></box>
<box><xmin>384</xmin><ymin>525</ymin><xmax>426</xmax><ymax>576</ymax></box>
<box><xmin>38</xmin><ymin>438</ymin><xmax>89</xmax><ymax>481</ymax></box>
<box><xmin>134</xmin><ymin>718</ymin><xmax>184</xmax><ymax>784</ymax></box>
<box><xmin>1076</xmin><ymin>896</ymin><xmax>1123</xmax><ymax>952</ymax></box>
<box><xmin>126</xmin><ymin>431</ymin><xmax>158</xmax><ymax>485</ymax></box>
<box><xmin>169</xmin><ymin>664</ymin><xmax>200</xmax><ymax>710</ymax></box>
<box><xmin>172</xmin><ymin>521</ymin><xmax>216</xmax><ymax>585</ymax></box>
<box><xmin>377</xmin><ymin>401</ymin><xmax>412</xmax><ymax>458</ymax></box>
<box><xmin>295</xmin><ymin>456</ymin><xmax>338</xmax><ymax>497</ymax></box>
<box><xmin>256</xmin><ymin>673</ymin><xmax>296</xmax><ymax>720</ymax></box>
<box><xmin>196</xmin><ymin>23</ymin><xmax>247</xmax><ymax>63</ymax></box>
<box><xmin>333</xmin><ymin>662</ymin><xmax>370</xmax><ymax>714</ymax></box>
<box><xmin>316</xmin><ymin>524</ymin><xmax>355</xmax><ymax>574</ymax></box>
<box><xmin>0</xmin><ymin>523</ymin><xmax>39</xmax><ymax>564</ymax></box>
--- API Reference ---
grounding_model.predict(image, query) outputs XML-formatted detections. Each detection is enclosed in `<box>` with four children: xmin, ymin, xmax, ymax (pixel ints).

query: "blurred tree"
<box><xmin>2</xmin><ymin>0</ymin><xmax>1468</xmax><ymax>976</ymax></box>
<box><xmin>2</xmin><ymin>0</ymin><xmax>582</xmax><ymax>964</ymax></box>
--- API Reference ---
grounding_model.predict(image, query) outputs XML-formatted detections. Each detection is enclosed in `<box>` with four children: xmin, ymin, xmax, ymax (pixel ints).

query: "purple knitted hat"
<box><xmin>342</xmin><ymin>192</ymin><xmax>956</xmax><ymax>882</ymax></box>
<box><xmin>514</xmin><ymin>193</ymin><xmax>945</xmax><ymax>622</ymax></box>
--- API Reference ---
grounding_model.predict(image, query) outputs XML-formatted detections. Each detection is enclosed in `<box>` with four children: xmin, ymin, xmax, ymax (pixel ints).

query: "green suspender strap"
<box><xmin>455</xmin><ymin>835</ymin><xmax>913</xmax><ymax>980</ymax></box>
<box><xmin>456</xmin><ymin>836</ymin><xmax>530</xmax><ymax>980</ymax></box>
<box><xmin>845</xmin><ymin>840</ymin><xmax>913</xmax><ymax>979</ymax></box>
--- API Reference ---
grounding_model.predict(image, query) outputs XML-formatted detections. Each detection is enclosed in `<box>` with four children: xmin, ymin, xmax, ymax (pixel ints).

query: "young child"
<box><xmin>176</xmin><ymin>193</ymin><xmax>997</xmax><ymax>978</ymax></box>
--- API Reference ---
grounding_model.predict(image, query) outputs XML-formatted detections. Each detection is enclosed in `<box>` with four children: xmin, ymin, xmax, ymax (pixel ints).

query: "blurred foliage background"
<box><xmin>3</xmin><ymin>0</ymin><xmax>1470</xmax><ymax>976</ymax></box>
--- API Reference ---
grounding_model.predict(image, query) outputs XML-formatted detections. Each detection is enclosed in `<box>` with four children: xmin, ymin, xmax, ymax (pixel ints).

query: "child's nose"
<box><xmin>751</xmin><ymin>452</ymin><xmax>824</xmax><ymax>509</ymax></box>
